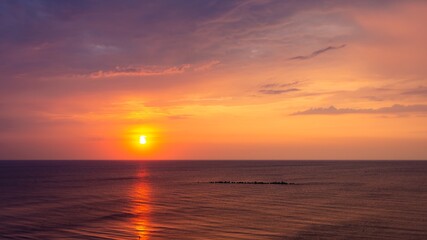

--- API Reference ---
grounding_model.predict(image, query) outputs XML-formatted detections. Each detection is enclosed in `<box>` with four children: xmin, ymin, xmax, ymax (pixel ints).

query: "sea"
<box><xmin>0</xmin><ymin>160</ymin><xmax>426</xmax><ymax>239</ymax></box>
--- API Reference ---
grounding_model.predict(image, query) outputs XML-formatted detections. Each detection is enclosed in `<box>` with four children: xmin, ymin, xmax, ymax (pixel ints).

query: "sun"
<box><xmin>139</xmin><ymin>135</ymin><xmax>147</xmax><ymax>145</ymax></box>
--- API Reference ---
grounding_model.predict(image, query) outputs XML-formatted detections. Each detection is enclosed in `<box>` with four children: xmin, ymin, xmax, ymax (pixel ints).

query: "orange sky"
<box><xmin>1</xmin><ymin>0</ymin><xmax>427</xmax><ymax>159</ymax></box>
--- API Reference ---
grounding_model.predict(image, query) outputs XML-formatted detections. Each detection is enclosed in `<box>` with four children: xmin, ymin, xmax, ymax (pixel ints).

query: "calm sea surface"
<box><xmin>0</xmin><ymin>160</ymin><xmax>426</xmax><ymax>239</ymax></box>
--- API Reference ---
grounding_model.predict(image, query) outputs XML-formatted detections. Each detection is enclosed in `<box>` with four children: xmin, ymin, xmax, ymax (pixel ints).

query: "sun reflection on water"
<box><xmin>131</xmin><ymin>170</ymin><xmax>151</xmax><ymax>240</ymax></box>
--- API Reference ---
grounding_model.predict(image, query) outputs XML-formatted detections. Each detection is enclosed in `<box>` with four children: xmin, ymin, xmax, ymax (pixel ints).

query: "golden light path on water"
<box><xmin>131</xmin><ymin>170</ymin><xmax>151</xmax><ymax>240</ymax></box>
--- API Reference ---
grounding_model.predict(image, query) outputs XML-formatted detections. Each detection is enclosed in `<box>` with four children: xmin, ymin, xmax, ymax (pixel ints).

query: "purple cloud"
<box><xmin>288</xmin><ymin>44</ymin><xmax>346</xmax><ymax>61</ymax></box>
<box><xmin>259</xmin><ymin>88</ymin><xmax>300</xmax><ymax>95</ymax></box>
<box><xmin>402</xmin><ymin>87</ymin><xmax>427</xmax><ymax>96</ymax></box>
<box><xmin>292</xmin><ymin>104</ymin><xmax>427</xmax><ymax>115</ymax></box>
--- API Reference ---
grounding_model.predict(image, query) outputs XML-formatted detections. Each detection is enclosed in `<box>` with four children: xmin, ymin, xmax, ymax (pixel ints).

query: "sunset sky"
<box><xmin>1</xmin><ymin>0</ymin><xmax>427</xmax><ymax>160</ymax></box>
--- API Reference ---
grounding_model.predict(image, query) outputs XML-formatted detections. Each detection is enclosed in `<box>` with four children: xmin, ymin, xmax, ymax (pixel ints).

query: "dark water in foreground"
<box><xmin>0</xmin><ymin>160</ymin><xmax>426</xmax><ymax>240</ymax></box>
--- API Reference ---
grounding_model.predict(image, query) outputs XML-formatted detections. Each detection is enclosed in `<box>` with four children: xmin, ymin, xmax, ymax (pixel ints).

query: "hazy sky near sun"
<box><xmin>1</xmin><ymin>0</ymin><xmax>427</xmax><ymax>160</ymax></box>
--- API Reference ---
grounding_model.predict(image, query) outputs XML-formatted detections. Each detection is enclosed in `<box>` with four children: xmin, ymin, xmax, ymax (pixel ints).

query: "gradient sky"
<box><xmin>1</xmin><ymin>0</ymin><xmax>427</xmax><ymax>160</ymax></box>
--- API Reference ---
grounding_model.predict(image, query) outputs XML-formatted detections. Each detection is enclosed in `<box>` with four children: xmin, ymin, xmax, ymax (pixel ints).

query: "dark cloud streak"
<box><xmin>292</xmin><ymin>104</ymin><xmax>427</xmax><ymax>115</ymax></box>
<box><xmin>259</xmin><ymin>88</ymin><xmax>300</xmax><ymax>95</ymax></box>
<box><xmin>402</xmin><ymin>87</ymin><xmax>427</xmax><ymax>96</ymax></box>
<box><xmin>289</xmin><ymin>44</ymin><xmax>346</xmax><ymax>61</ymax></box>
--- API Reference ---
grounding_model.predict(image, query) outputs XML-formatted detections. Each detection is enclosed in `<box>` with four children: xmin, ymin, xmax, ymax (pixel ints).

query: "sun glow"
<box><xmin>139</xmin><ymin>135</ymin><xmax>147</xmax><ymax>145</ymax></box>
<box><xmin>123</xmin><ymin>125</ymin><xmax>161</xmax><ymax>158</ymax></box>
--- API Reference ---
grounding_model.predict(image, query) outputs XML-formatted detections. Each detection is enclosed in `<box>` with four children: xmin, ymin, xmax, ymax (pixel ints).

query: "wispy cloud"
<box><xmin>259</xmin><ymin>88</ymin><xmax>300</xmax><ymax>95</ymax></box>
<box><xmin>193</xmin><ymin>60</ymin><xmax>221</xmax><ymax>72</ymax></box>
<box><xmin>402</xmin><ymin>87</ymin><xmax>427</xmax><ymax>96</ymax></box>
<box><xmin>88</xmin><ymin>60</ymin><xmax>220</xmax><ymax>78</ymax></box>
<box><xmin>89</xmin><ymin>64</ymin><xmax>191</xmax><ymax>78</ymax></box>
<box><xmin>260</xmin><ymin>81</ymin><xmax>299</xmax><ymax>89</ymax></box>
<box><xmin>289</xmin><ymin>44</ymin><xmax>346</xmax><ymax>61</ymax></box>
<box><xmin>168</xmin><ymin>114</ymin><xmax>193</xmax><ymax>120</ymax></box>
<box><xmin>292</xmin><ymin>104</ymin><xmax>427</xmax><ymax>115</ymax></box>
<box><xmin>258</xmin><ymin>81</ymin><xmax>300</xmax><ymax>95</ymax></box>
